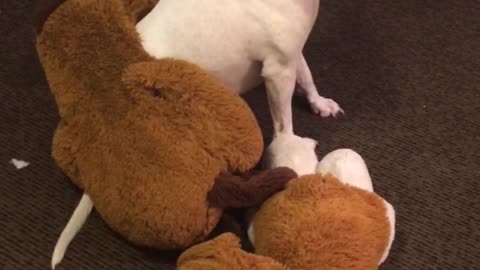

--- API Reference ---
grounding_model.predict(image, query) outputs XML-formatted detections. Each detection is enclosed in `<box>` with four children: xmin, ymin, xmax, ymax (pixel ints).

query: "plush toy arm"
<box><xmin>178</xmin><ymin>233</ymin><xmax>289</xmax><ymax>270</ymax></box>
<box><xmin>207</xmin><ymin>167</ymin><xmax>297</xmax><ymax>208</ymax></box>
<box><xmin>177</xmin><ymin>233</ymin><xmax>242</xmax><ymax>267</ymax></box>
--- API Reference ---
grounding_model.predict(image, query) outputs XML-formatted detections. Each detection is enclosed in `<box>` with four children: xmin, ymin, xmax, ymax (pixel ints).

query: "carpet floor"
<box><xmin>1</xmin><ymin>0</ymin><xmax>479</xmax><ymax>269</ymax></box>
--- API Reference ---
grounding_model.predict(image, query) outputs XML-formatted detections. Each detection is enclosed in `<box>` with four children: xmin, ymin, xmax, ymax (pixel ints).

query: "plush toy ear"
<box><xmin>379</xmin><ymin>198</ymin><xmax>396</xmax><ymax>265</ymax></box>
<box><xmin>207</xmin><ymin>167</ymin><xmax>298</xmax><ymax>209</ymax></box>
<box><xmin>316</xmin><ymin>148</ymin><xmax>374</xmax><ymax>192</ymax></box>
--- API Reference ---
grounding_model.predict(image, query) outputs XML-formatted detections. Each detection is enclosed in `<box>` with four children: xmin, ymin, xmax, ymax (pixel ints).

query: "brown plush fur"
<box><xmin>35</xmin><ymin>0</ymin><xmax>265</xmax><ymax>249</ymax></box>
<box><xmin>251</xmin><ymin>174</ymin><xmax>391</xmax><ymax>270</ymax></box>
<box><xmin>177</xmin><ymin>233</ymin><xmax>288</xmax><ymax>270</ymax></box>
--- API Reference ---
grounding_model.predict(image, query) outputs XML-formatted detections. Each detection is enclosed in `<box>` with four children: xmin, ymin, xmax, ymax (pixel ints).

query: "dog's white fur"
<box><xmin>136</xmin><ymin>0</ymin><xmax>343</xmax><ymax>136</ymax></box>
<box><xmin>51</xmin><ymin>193</ymin><xmax>93</xmax><ymax>269</ymax></box>
<box><xmin>262</xmin><ymin>133</ymin><xmax>319</xmax><ymax>176</ymax></box>
<box><xmin>51</xmin><ymin>2</ymin><xmax>344</xmax><ymax>267</ymax></box>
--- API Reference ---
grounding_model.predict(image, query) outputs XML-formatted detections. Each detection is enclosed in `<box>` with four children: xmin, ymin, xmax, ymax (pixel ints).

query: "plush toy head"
<box><xmin>35</xmin><ymin>0</ymin><xmax>273</xmax><ymax>250</ymax></box>
<box><xmin>249</xmin><ymin>147</ymin><xmax>396</xmax><ymax>270</ymax></box>
<box><xmin>250</xmin><ymin>174</ymin><xmax>393</xmax><ymax>270</ymax></box>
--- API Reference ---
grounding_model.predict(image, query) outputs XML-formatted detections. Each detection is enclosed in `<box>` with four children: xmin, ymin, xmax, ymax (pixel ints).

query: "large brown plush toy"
<box><xmin>34</xmin><ymin>0</ymin><xmax>297</xmax><ymax>268</ymax></box>
<box><xmin>177</xmin><ymin>148</ymin><xmax>396</xmax><ymax>270</ymax></box>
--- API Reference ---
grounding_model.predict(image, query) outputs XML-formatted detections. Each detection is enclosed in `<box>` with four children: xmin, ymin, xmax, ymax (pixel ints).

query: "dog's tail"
<box><xmin>52</xmin><ymin>193</ymin><xmax>93</xmax><ymax>269</ymax></box>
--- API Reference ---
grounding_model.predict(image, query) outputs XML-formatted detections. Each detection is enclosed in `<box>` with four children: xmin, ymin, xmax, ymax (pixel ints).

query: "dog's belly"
<box><xmin>138</xmin><ymin>30</ymin><xmax>264</xmax><ymax>93</ymax></box>
<box><xmin>141</xmin><ymin>43</ymin><xmax>263</xmax><ymax>94</ymax></box>
<box><xmin>144</xmin><ymin>44</ymin><xmax>263</xmax><ymax>94</ymax></box>
<box><xmin>137</xmin><ymin>1</ymin><xmax>266</xmax><ymax>94</ymax></box>
<box><xmin>212</xmin><ymin>62</ymin><xmax>263</xmax><ymax>95</ymax></box>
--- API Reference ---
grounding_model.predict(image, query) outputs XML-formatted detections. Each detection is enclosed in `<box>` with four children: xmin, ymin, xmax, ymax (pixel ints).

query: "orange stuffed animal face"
<box><xmin>250</xmin><ymin>174</ymin><xmax>391</xmax><ymax>270</ymax></box>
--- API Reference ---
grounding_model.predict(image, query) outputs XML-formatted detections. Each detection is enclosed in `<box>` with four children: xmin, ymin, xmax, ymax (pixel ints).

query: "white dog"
<box><xmin>136</xmin><ymin>0</ymin><xmax>343</xmax><ymax>137</ymax></box>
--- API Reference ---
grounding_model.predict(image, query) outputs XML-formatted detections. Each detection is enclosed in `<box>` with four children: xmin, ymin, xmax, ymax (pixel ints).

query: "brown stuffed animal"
<box><xmin>176</xmin><ymin>148</ymin><xmax>395</xmax><ymax>270</ymax></box>
<box><xmin>249</xmin><ymin>174</ymin><xmax>393</xmax><ymax>270</ymax></box>
<box><xmin>34</xmin><ymin>0</ymin><xmax>298</xmax><ymax>268</ymax></box>
<box><xmin>175</xmin><ymin>175</ymin><xmax>394</xmax><ymax>270</ymax></box>
<box><xmin>249</xmin><ymin>148</ymin><xmax>396</xmax><ymax>270</ymax></box>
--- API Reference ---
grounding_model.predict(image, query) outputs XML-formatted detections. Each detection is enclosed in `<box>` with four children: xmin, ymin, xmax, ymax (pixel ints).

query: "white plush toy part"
<box><xmin>316</xmin><ymin>148</ymin><xmax>374</xmax><ymax>192</ymax></box>
<box><xmin>315</xmin><ymin>148</ymin><xmax>396</xmax><ymax>265</ymax></box>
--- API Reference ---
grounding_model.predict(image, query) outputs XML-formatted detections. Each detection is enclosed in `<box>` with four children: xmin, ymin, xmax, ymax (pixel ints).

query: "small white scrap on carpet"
<box><xmin>10</xmin><ymin>158</ymin><xmax>30</xmax><ymax>169</ymax></box>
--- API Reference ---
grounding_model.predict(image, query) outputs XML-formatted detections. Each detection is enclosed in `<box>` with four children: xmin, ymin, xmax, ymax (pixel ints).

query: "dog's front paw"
<box><xmin>309</xmin><ymin>96</ymin><xmax>344</xmax><ymax>117</ymax></box>
<box><xmin>263</xmin><ymin>134</ymin><xmax>318</xmax><ymax>176</ymax></box>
